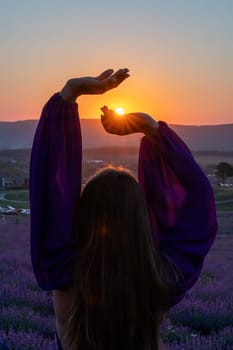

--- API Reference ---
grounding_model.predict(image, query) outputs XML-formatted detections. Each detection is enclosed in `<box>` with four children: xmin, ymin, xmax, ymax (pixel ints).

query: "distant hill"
<box><xmin>0</xmin><ymin>119</ymin><xmax>233</xmax><ymax>151</ymax></box>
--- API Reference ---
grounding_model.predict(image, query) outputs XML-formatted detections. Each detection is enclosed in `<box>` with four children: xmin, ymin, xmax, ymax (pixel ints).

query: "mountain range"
<box><xmin>0</xmin><ymin>119</ymin><xmax>232</xmax><ymax>151</ymax></box>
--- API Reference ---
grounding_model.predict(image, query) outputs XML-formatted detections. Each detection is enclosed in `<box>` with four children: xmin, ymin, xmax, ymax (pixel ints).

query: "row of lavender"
<box><xmin>0</xmin><ymin>221</ymin><xmax>233</xmax><ymax>349</ymax></box>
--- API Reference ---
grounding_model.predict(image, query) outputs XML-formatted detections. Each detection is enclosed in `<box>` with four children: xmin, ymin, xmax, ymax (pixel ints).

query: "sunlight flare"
<box><xmin>115</xmin><ymin>107</ymin><xmax>125</xmax><ymax>116</ymax></box>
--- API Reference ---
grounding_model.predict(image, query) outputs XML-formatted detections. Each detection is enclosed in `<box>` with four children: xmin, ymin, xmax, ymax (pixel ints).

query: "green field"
<box><xmin>4</xmin><ymin>190</ymin><xmax>29</xmax><ymax>201</ymax></box>
<box><xmin>213</xmin><ymin>187</ymin><xmax>233</xmax><ymax>211</ymax></box>
<box><xmin>215</xmin><ymin>202</ymin><xmax>233</xmax><ymax>211</ymax></box>
<box><xmin>213</xmin><ymin>188</ymin><xmax>233</xmax><ymax>201</ymax></box>
<box><xmin>0</xmin><ymin>190</ymin><xmax>29</xmax><ymax>209</ymax></box>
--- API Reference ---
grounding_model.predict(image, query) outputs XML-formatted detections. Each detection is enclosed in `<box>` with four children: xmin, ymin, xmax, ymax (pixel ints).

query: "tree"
<box><xmin>216</xmin><ymin>162</ymin><xmax>233</xmax><ymax>183</ymax></box>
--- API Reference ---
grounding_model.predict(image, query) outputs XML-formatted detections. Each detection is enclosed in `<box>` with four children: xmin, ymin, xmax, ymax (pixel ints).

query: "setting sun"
<box><xmin>115</xmin><ymin>107</ymin><xmax>125</xmax><ymax>115</ymax></box>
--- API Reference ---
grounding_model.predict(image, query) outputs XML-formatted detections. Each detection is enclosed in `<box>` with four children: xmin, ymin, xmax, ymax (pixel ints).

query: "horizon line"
<box><xmin>0</xmin><ymin>118</ymin><xmax>233</xmax><ymax>128</ymax></box>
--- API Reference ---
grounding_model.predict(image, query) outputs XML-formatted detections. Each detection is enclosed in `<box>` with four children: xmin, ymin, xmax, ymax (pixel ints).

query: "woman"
<box><xmin>30</xmin><ymin>68</ymin><xmax>217</xmax><ymax>350</ymax></box>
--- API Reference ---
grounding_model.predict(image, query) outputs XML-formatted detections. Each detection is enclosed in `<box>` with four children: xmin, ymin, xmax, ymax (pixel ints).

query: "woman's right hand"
<box><xmin>60</xmin><ymin>69</ymin><xmax>129</xmax><ymax>103</ymax></box>
<box><xmin>101</xmin><ymin>106</ymin><xmax>159</xmax><ymax>136</ymax></box>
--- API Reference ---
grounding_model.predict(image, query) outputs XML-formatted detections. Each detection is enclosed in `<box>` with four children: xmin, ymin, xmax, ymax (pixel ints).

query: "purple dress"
<box><xmin>30</xmin><ymin>93</ymin><xmax>217</xmax><ymax>306</ymax></box>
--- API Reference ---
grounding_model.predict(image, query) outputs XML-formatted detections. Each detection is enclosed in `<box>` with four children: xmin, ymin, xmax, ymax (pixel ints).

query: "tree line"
<box><xmin>216</xmin><ymin>162</ymin><xmax>233</xmax><ymax>183</ymax></box>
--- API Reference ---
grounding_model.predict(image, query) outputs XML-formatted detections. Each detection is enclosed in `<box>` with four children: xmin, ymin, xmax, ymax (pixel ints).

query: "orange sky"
<box><xmin>1</xmin><ymin>1</ymin><xmax>232</xmax><ymax>125</ymax></box>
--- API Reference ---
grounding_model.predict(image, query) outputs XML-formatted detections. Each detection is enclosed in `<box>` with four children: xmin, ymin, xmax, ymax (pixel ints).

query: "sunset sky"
<box><xmin>1</xmin><ymin>0</ymin><xmax>232</xmax><ymax>125</ymax></box>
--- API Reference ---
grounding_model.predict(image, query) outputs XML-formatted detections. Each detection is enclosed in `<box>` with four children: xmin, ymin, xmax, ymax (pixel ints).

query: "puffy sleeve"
<box><xmin>30</xmin><ymin>93</ymin><xmax>82</xmax><ymax>290</ymax></box>
<box><xmin>138</xmin><ymin>121</ymin><xmax>218</xmax><ymax>307</ymax></box>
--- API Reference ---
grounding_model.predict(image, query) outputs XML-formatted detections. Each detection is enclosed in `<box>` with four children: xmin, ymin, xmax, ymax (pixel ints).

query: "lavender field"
<box><xmin>0</xmin><ymin>217</ymin><xmax>233</xmax><ymax>350</ymax></box>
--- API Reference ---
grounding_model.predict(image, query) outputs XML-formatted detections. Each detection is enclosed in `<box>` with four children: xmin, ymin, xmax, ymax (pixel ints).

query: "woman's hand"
<box><xmin>60</xmin><ymin>68</ymin><xmax>129</xmax><ymax>103</ymax></box>
<box><xmin>101</xmin><ymin>106</ymin><xmax>159</xmax><ymax>136</ymax></box>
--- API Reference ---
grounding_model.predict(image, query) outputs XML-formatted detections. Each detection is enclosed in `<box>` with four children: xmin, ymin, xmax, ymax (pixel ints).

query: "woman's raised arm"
<box><xmin>30</xmin><ymin>93</ymin><xmax>82</xmax><ymax>290</ymax></box>
<box><xmin>138</xmin><ymin>121</ymin><xmax>218</xmax><ymax>306</ymax></box>
<box><xmin>30</xmin><ymin>69</ymin><xmax>130</xmax><ymax>290</ymax></box>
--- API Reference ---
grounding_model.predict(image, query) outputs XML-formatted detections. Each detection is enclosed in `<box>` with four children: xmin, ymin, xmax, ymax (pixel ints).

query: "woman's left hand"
<box><xmin>101</xmin><ymin>106</ymin><xmax>159</xmax><ymax>136</ymax></box>
<box><xmin>60</xmin><ymin>68</ymin><xmax>130</xmax><ymax>103</ymax></box>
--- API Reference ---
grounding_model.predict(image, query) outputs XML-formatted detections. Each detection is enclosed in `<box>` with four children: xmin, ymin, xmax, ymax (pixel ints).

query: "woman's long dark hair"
<box><xmin>67</xmin><ymin>167</ymin><xmax>172</xmax><ymax>350</ymax></box>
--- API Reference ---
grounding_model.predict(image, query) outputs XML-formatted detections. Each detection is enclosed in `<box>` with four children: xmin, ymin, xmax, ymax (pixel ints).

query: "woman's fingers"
<box><xmin>100</xmin><ymin>106</ymin><xmax>117</xmax><ymax>133</ymax></box>
<box><xmin>100</xmin><ymin>105</ymin><xmax>111</xmax><ymax>113</ymax></box>
<box><xmin>104</xmin><ymin>68</ymin><xmax>130</xmax><ymax>88</ymax></box>
<box><xmin>96</xmin><ymin>68</ymin><xmax>129</xmax><ymax>83</ymax></box>
<box><xmin>90</xmin><ymin>68</ymin><xmax>130</xmax><ymax>94</ymax></box>
<box><xmin>113</xmin><ymin>68</ymin><xmax>129</xmax><ymax>77</ymax></box>
<box><xmin>96</xmin><ymin>69</ymin><xmax>114</xmax><ymax>81</ymax></box>
<box><xmin>100</xmin><ymin>107</ymin><xmax>115</xmax><ymax>126</ymax></box>
<box><xmin>111</xmin><ymin>68</ymin><xmax>130</xmax><ymax>84</ymax></box>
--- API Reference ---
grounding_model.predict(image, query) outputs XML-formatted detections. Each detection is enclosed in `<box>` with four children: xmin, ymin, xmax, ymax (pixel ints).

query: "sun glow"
<box><xmin>115</xmin><ymin>107</ymin><xmax>125</xmax><ymax>115</ymax></box>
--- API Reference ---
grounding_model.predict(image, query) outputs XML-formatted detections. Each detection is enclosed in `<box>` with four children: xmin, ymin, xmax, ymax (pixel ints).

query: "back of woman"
<box><xmin>66</xmin><ymin>168</ymin><xmax>172</xmax><ymax>350</ymax></box>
